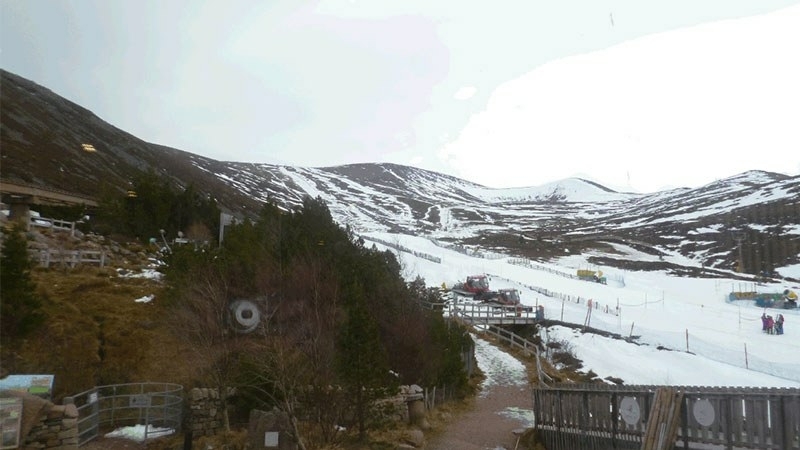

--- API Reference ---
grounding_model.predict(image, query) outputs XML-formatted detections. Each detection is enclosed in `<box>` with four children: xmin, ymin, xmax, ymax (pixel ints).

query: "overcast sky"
<box><xmin>2</xmin><ymin>1</ymin><xmax>799</xmax><ymax>193</ymax></box>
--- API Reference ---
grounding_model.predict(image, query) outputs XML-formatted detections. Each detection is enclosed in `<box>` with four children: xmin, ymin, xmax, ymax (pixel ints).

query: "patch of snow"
<box><xmin>118</xmin><ymin>268</ymin><xmax>163</xmax><ymax>281</ymax></box>
<box><xmin>473</xmin><ymin>334</ymin><xmax>528</xmax><ymax>396</ymax></box>
<box><xmin>134</xmin><ymin>294</ymin><xmax>155</xmax><ymax>303</ymax></box>
<box><xmin>104</xmin><ymin>424</ymin><xmax>174</xmax><ymax>442</ymax></box>
<box><xmin>365</xmin><ymin>230</ymin><xmax>800</xmax><ymax>386</ymax></box>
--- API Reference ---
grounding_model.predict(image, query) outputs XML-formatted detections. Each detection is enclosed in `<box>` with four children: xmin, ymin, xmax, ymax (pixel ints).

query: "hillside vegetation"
<box><xmin>0</xmin><ymin>190</ymin><xmax>475</xmax><ymax>448</ymax></box>
<box><xmin>0</xmin><ymin>220</ymin><xmax>196</xmax><ymax>395</ymax></box>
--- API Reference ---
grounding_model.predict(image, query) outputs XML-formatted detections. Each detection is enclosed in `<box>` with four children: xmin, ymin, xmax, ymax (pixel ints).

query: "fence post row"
<box><xmin>531</xmin><ymin>384</ymin><xmax>800</xmax><ymax>450</ymax></box>
<box><xmin>29</xmin><ymin>249</ymin><xmax>107</xmax><ymax>268</ymax></box>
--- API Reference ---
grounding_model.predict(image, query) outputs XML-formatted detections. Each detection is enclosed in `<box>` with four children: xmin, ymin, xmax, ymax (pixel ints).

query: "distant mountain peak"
<box><xmin>2</xmin><ymin>69</ymin><xmax>798</xmax><ymax>276</ymax></box>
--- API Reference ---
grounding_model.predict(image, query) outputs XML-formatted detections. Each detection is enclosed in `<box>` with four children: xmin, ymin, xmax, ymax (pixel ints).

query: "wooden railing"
<box><xmin>30</xmin><ymin>216</ymin><xmax>76</xmax><ymax>236</ymax></box>
<box><xmin>447</xmin><ymin>303</ymin><xmax>542</xmax><ymax>325</ymax></box>
<box><xmin>30</xmin><ymin>249</ymin><xmax>106</xmax><ymax>268</ymax></box>
<box><xmin>475</xmin><ymin>323</ymin><xmax>539</xmax><ymax>357</ymax></box>
<box><xmin>532</xmin><ymin>383</ymin><xmax>800</xmax><ymax>450</ymax></box>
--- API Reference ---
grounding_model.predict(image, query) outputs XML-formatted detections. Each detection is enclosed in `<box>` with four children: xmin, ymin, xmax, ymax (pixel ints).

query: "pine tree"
<box><xmin>336</xmin><ymin>286</ymin><xmax>393</xmax><ymax>440</ymax></box>
<box><xmin>1</xmin><ymin>225</ymin><xmax>44</xmax><ymax>340</ymax></box>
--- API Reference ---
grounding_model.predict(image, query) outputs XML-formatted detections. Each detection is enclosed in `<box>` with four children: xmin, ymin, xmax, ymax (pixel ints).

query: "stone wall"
<box><xmin>188</xmin><ymin>387</ymin><xmax>230</xmax><ymax>437</ymax></box>
<box><xmin>185</xmin><ymin>385</ymin><xmax>431</xmax><ymax>441</ymax></box>
<box><xmin>23</xmin><ymin>403</ymin><xmax>79</xmax><ymax>450</ymax></box>
<box><xmin>1</xmin><ymin>391</ymin><xmax>78</xmax><ymax>450</ymax></box>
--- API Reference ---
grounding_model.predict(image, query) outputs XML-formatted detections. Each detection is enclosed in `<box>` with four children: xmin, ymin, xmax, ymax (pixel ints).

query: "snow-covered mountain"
<box><xmin>196</xmin><ymin>160</ymin><xmax>799</xmax><ymax>280</ymax></box>
<box><xmin>2</xmin><ymin>69</ymin><xmax>799</xmax><ymax>280</ymax></box>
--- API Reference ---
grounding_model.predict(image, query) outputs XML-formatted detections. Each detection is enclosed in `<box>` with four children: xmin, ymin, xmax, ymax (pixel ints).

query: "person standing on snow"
<box><xmin>776</xmin><ymin>314</ymin><xmax>785</xmax><ymax>335</ymax></box>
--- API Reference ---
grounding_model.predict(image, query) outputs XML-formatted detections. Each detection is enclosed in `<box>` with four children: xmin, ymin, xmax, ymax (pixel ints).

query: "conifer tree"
<box><xmin>0</xmin><ymin>225</ymin><xmax>44</xmax><ymax>340</ymax></box>
<box><xmin>336</xmin><ymin>286</ymin><xmax>394</xmax><ymax>440</ymax></box>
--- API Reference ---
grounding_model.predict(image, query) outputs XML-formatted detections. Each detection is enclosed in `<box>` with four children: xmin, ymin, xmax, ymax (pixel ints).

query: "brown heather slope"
<box><xmin>0</xmin><ymin>228</ymin><xmax>197</xmax><ymax>401</ymax></box>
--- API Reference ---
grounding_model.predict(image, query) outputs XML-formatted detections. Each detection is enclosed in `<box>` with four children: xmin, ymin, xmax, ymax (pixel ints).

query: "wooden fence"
<box><xmin>475</xmin><ymin>322</ymin><xmax>539</xmax><ymax>357</ymax></box>
<box><xmin>472</xmin><ymin>322</ymin><xmax>553</xmax><ymax>386</ymax></box>
<box><xmin>30</xmin><ymin>249</ymin><xmax>106</xmax><ymax>268</ymax></box>
<box><xmin>448</xmin><ymin>303</ymin><xmax>542</xmax><ymax>325</ymax></box>
<box><xmin>532</xmin><ymin>383</ymin><xmax>800</xmax><ymax>450</ymax></box>
<box><xmin>360</xmin><ymin>235</ymin><xmax>442</xmax><ymax>263</ymax></box>
<box><xmin>30</xmin><ymin>216</ymin><xmax>77</xmax><ymax>236</ymax></box>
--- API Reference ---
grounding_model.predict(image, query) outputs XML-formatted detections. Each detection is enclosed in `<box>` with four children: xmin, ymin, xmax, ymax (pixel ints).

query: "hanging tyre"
<box><xmin>228</xmin><ymin>299</ymin><xmax>261</xmax><ymax>333</ymax></box>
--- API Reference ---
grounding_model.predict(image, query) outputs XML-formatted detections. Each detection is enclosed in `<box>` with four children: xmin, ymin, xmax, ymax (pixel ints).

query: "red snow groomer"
<box><xmin>452</xmin><ymin>274</ymin><xmax>494</xmax><ymax>300</ymax></box>
<box><xmin>451</xmin><ymin>275</ymin><xmax>534</xmax><ymax>312</ymax></box>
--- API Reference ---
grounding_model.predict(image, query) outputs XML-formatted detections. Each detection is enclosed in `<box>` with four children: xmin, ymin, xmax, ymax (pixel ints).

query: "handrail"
<box><xmin>65</xmin><ymin>382</ymin><xmax>183</xmax><ymax>446</ymax></box>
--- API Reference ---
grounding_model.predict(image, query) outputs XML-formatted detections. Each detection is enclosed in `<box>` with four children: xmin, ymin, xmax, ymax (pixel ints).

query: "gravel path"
<box><xmin>426</xmin><ymin>336</ymin><xmax>535</xmax><ymax>450</ymax></box>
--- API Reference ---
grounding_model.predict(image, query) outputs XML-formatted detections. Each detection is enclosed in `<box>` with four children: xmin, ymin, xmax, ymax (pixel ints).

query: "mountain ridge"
<box><xmin>2</xmin><ymin>69</ymin><xmax>798</xmax><ymax>278</ymax></box>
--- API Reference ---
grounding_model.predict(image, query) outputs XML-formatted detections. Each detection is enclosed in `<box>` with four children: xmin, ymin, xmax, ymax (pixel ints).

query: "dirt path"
<box><xmin>426</xmin><ymin>337</ymin><xmax>535</xmax><ymax>450</ymax></box>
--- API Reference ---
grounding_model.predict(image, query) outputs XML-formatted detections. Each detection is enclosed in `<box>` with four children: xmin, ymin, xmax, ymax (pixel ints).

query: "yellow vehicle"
<box><xmin>577</xmin><ymin>269</ymin><xmax>607</xmax><ymax>284</ymax></box>
<box><xmin>785</xmin><ymin>289</ymin><xmax>798</xmax><ymax>308</ymax></box>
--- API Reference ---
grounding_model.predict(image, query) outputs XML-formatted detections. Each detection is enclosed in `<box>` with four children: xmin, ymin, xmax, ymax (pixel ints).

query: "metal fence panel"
<box><xmin>65</xmin><ymin>382</ymin><xmax>183</xmax><ymax>446</ymax></box>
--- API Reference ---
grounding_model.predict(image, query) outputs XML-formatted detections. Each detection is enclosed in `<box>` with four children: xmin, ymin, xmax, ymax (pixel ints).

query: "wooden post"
<box><xmin>611</xmin><ymin>392</ymin><xmax>618</xmax><ymax>448</ymax></box>
<box><xmin>555</xmin><ymin>390</ymin><xmax>563</xmax><ymax>434</ymax></box>
<box><xmin>723</xmin><ymin>396</ymin><xmax>733</xmax><ymax>450</ymax></box>
<box><xmin>581</xmin><ymin>391</ymin><xmax>589</xmax><ymax>435</ymax></box>
<box><xmin>780</xmin><ymin>396</ymin><xmax>793</xmax><ymax>450</ymax></box>
<box><xmin>642</xmin><ymin>389</ymin><xmax>663</xmax><ymax>450</ymax></box>
<box><xmin>641</xmin><ymin>388</ymin><xmax>683</xmax><ymax>450</ymax></box>
<box><xmin>685</xmin><ymin>329</ymin><xmax>689</xmax><ymax>353</ymax></box>
<box><xmin>681</xmin><ymin>395</ymin><xmax>689</xmax><ymax>450</ymax></box>
<box><xmin>744</xmin><ymin>343</ymin><xmax>748</xmax><ymax>369</ymax></box>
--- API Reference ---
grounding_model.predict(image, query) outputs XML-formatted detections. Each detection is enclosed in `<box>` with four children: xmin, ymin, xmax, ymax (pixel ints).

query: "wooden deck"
<box><xmin>447</xmin><ymin>304</ymin><xmax>543</xmax><ymax>325</ymax></box>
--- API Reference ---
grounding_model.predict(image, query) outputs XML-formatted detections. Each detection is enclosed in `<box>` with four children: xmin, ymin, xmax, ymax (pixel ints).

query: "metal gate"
<box><xmin>65</xmin><ymin>382</ymin><xmax>183</xmax><ymax>446</ymax></box>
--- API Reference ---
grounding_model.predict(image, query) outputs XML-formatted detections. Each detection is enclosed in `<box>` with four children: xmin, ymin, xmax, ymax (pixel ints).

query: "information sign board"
<box><xmin>0</xmin><ymin>375</ymin><xmax>54</xmax><ymax>400</ymax></box>
<box><xmin>130</xmin><ymin>395</ymin><xmax>151</xmax><ymax>408</ymax></box>
<box><xmin>0</xmin><ymin>397</ymin><xmax>22</xmax><ymax>450</ymax></box>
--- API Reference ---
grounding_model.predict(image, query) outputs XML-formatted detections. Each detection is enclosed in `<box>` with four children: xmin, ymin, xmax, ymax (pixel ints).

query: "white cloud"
<box><xmin>3</xmin><ymin>1</ymin><xmax>798</xmax><ymax>191</ymax></box>
<box><xmin>454</xmin><ymin>86</ymin><xmax>477</xmax><ymax>100</ymax></box>
<box><xmin>440</xmin><ymin>5</ymin><xmax>800</xmax><ymax>192</ymax></box>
